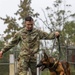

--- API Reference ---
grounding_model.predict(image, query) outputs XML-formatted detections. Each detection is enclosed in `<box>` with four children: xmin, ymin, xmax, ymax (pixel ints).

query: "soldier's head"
<box><xmin>24</xmin><ymin>16</ymin><xmax>34</xmax><ymax>31</ymax></box>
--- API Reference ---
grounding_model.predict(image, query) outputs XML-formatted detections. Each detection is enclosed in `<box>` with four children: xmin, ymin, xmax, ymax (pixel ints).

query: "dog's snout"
<box><xmin>36</xmin><ymin>63</ymin><xmax>43</xmax><ymax>67</ymax></box>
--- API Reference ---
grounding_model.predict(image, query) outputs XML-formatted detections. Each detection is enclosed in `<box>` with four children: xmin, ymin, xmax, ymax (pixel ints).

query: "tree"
<box><xmin>0</xmin><ymin>0</ymin><xmax>39</xmax><ymax>41</ymax></box>
<box><xmin>62</xmin><ymin>21</ymin><xmax>75</xmax><ymax>45</ymax></box>
<box><xmin>37</xmin><ymin>0</ymin><xmax>75</xmax><ymax>59</ymax></box>
<box><xmin>0</xmin><ymin>16</ymin><xmax>20</xmax><ymax>41</ymax></box>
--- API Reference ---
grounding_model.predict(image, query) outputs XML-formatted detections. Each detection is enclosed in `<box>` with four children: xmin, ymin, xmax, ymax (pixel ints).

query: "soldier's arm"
<box><xmin>38</xmin><ymin>30</ymin><xmax>56</xmax><ymax>40</ymax></box>
<box><xmin>1</xmin><ymin>32</ymin><xmax>21</xmax><ymax>54</ymax></box>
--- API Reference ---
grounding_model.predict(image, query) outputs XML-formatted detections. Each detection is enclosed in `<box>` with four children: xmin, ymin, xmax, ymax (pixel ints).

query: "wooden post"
<box><xmin>9</xmin><ymin>54</ymin><xmax>15</xmax><ymax>75</ymax></box>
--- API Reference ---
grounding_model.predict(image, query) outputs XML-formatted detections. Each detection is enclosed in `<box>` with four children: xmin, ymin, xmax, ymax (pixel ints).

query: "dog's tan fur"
<box><xmin>36</xmin><ymin>53</ymin><xmax>71</xmax><ymax>75</ymax></box>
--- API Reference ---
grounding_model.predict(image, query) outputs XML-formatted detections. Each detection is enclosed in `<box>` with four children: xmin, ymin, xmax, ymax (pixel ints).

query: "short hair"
<box><xmin>25</xmin><ymin>16</ymin><xmax>33</xmax><ymax>21</ymax></box>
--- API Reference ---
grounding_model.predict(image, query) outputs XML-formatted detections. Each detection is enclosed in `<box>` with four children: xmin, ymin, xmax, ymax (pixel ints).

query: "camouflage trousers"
<box><xmin>17</xmin><ymin>56</ymin><xmax>37</xmax><ymax>75</ymax></box>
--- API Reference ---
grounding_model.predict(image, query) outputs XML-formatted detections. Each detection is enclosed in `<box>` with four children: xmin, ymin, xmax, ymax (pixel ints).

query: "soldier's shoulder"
<box><xmin>33</xmin><ymin>28</ymin><xmax>41</xmax><ymax>32</ymax></box>
<box><xmin>37</xmin><ymin>29</ymin><xmax>46</xmax><ymax>34</ymax></box>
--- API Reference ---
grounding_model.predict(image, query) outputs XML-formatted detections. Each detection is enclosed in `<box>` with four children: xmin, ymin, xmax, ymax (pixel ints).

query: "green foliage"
<box><xmin>0</xmin><ymin>40</ymin><xmax>4</xmax><ymax>49</ymax></box>
<box><xmin>15</xmin><ymin>0</ymin><xmax>34</xmax><ymax>20</ymax></box>
<box><xmin>0</xmin><ymin>16</ymin><xmax>20</xmax><ymax>41</ymax></box>
<box><xmin>62</xmin><ymin>21</ymin><xmax>75</xmax><ymax>45</ymax></box>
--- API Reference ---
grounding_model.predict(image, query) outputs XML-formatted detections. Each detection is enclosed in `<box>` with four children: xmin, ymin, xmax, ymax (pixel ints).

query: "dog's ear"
<box><xmin>44</xmin><ymin>52</ymin><xmax>48</xmax><ymax>60</ymax></box>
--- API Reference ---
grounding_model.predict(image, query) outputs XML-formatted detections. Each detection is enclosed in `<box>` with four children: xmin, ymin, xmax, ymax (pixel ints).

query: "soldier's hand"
<box><xmin>0</xmin><ymin>51</ymin><xmax>3</xmax><ymax>59</ymax></box>
<box><xmin>55</xmin><ymin>31</ymin><xmax>60</xmax><ymax>38</ymax></box>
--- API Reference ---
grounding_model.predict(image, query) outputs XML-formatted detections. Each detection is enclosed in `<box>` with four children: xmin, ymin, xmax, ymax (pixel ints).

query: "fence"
<box><xmin>0</xmin><ymin>45</ymin><xmax>75</xmax><ymax>75</ymax></box>
<box><xmin>66</xmin><ymin>46</ymin><xmax>75</xmax><ymax>75</ymax></box>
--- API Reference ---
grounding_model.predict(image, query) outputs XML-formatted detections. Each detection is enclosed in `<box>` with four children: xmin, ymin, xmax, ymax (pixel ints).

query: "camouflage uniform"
<box><xmin>1</xmin><ymin>28</ymin><xmax>55</xmax><ymax>75</ymax></box>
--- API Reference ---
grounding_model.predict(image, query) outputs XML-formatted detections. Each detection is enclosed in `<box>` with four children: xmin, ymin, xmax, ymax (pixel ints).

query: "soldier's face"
<box><xmin>25</xmin><ymin>21</ymin><xmax>34</xmax><ymax>31</ymax></box>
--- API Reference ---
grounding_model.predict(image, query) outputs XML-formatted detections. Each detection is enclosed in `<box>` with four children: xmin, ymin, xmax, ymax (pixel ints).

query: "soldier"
<box><xmin>0</xmin><ymin>16</ymin><xmax>59</xmax><ymax>75</ymax></box>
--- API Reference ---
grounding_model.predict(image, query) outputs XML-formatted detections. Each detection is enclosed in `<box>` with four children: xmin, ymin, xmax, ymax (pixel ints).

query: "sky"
<box><xmin>0</xmin><ymin>0</ymin><xmax>75</xmax><ymax>34</ymax></box>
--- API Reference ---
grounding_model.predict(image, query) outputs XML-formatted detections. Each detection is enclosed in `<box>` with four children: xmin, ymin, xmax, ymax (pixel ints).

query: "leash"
<box><xmin>51</xmin><ymin>36</ymin><xmax>57</xmax><ymax>55</ymax></box>
<box><xmin>57</xmin><ymin>36</ymin><xmax>62</xmax><ymax>60</ymax></box>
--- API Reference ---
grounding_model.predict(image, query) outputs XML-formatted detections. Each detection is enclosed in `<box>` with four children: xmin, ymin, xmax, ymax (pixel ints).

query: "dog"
<box><xmin>36</xmin><ymin>52</ymin><xmax>71</xmax><ymax>75</ymax></box>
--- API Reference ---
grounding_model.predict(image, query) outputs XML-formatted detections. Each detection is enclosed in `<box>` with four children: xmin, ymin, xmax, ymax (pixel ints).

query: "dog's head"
<box><xmin>36</xmin><ymin>52</ymin><xmax>55</xmax><ymax>71</ymax></box>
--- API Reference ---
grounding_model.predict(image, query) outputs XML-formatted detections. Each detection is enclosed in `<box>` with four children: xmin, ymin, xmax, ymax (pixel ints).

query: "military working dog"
<box><xmin>36</xmin><ymin>52</ymin><xmax>71</xmax><ymax>75</ymax></box>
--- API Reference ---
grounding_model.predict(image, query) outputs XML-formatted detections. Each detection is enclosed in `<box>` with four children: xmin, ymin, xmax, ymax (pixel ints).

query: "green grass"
<box><xmin>41</xmin><ymin>69</ymin><xmax>50</xmax><ymax>75</ymax></box>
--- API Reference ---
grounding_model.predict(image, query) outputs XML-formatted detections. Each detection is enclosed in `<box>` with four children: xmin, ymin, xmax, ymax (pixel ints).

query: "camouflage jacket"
<box><xmin>2</xmin><ymin>28</ymin><xmax>55</xmax><ymax>57</ymax></box>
